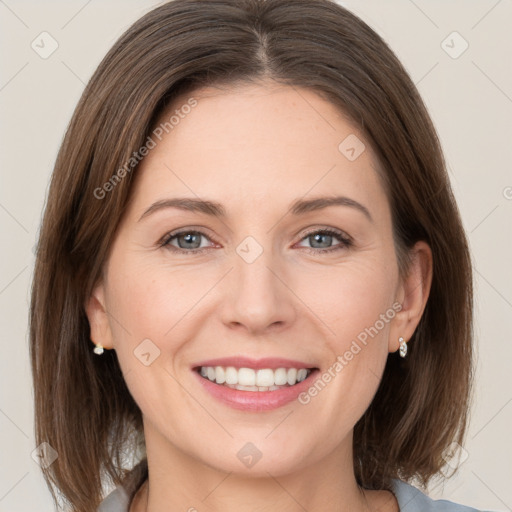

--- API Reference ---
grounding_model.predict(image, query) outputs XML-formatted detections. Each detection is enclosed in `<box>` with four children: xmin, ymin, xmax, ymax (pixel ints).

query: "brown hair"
<box><xmin>30</xmin><ymin>0</ymin><xmax>473</xmax><ymax>510</ymax></box>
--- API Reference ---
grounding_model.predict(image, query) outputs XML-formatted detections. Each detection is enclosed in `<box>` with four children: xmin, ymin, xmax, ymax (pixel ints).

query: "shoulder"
<box><xmin>98</xmin><ymin>459</ymin><xmax>148</xmax><ymax>512</ymax></box>
<box><xmin>97</xmin><ymin>486</ymin><xmax>130</xmax><ymax>512</ymax></box>
<box><xmin>391</xmin><ymin>479</ymin><xmax>491</xmax><ymax>512</ymax></box>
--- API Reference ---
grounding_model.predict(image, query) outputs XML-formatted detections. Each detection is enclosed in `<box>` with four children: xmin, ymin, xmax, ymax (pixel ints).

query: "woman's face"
<box><xmin>88</xmin><ymin>82</ymin><xmax>421</xmax><ymax>477</ymax></box>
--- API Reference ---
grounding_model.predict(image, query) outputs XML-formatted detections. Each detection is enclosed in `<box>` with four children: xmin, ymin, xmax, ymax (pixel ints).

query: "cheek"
<box><xmin>103</xmin><ymin>261</ymin><xmax>206</xmax><ymax>420</ymax></box>
<box><xmin>105</xmin><ymin>257</ymin><xmax>215</xmax><ymax>360</ymax></box>
<box><xmin>295</xmin><ymin>259</ymin><xmax>397</xmax><ymax>408</ymax></box>
<box><xmin>299</xmin><ymin>258</ymin><xmax>397</xmax><ymax>346</ymax></box>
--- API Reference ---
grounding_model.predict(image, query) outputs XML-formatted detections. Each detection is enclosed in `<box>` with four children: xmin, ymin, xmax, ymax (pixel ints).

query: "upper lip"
<box><xmin>192</xmin><ymin>356</ymin><xmax>317</xmax><ymax>370</ymax></box>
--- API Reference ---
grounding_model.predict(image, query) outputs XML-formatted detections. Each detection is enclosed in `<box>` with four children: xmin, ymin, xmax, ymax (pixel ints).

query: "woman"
<box><xmin>30</xmin><ymin>0</ymin><xmax>482</xmax><ymax>511</ymax></box>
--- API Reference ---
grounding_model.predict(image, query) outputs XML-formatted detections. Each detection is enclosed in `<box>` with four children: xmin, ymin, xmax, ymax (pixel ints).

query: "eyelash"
<box><xmin>159</xmin><ymin>227</ymin><xmax>353</xmax><ymax>255</ymax></box>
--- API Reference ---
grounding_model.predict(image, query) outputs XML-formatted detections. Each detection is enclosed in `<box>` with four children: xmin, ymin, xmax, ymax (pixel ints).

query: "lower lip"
<box><xmin>193</xmin><ymin>369</ymin><xmax>319</xmax><ymax>411</ymax></box>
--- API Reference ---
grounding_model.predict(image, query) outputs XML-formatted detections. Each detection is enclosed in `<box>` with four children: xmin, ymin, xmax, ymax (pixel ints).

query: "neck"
<box><xmin>129</xmin><ymin>419</ymin><xmax>398</xmax><ymax>512</ymax></box>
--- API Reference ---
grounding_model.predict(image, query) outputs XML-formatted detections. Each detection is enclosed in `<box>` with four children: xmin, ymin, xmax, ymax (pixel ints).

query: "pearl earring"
<box><xmin>398</xmin><ymin>337</ymin><xmax>407</xmax><ymax>358</ymax></box>
<box><xmin>93</xmin><ymin>343</ymin><xmax>104</xmax><ymax>355</ymax></box>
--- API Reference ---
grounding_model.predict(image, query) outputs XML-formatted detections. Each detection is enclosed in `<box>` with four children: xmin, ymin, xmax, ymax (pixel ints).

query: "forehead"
<box><xmin>129</xmin><ymin>83</ymin><xmax>387</xmax><ymax>220</ymax></box>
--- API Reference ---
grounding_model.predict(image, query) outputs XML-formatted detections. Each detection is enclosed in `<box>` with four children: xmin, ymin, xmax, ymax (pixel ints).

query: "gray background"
<box><xmin>0</xmin><ymin>1</ymin><xmax>511</xmax><ymax>510</ymax></box>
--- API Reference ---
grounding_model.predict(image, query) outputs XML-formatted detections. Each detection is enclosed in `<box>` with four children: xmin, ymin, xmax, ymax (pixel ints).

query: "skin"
<box><xmin>86</xmin><ymin>81</ymin><xmax>432</xmax><ymax>512</ymax></box>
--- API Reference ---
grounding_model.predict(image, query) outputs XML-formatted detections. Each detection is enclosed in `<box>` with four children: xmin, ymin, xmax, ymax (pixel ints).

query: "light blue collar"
<box><xmin>390</xmin><ymin>479</ymin><xmax>482</xmax><ymax>511</ymax></box>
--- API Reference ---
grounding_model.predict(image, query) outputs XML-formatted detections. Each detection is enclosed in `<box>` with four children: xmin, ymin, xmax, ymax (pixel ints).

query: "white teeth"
<box><xmin>238</xmin><ymin>368</ymin><xmax>256</xmax><ymax>386</ymax></box>
<box><xmin>274</xmin><ymin>368</ymin><xmax>288</xmax><ymax>386</ymax></box>
<box><xmin>256</xmin><ymin>369</ymin><xmax>274</xmax><ymax>387</ymax></box>
<box><xmin>199</xmin><ymin>365</ymin><xmax>312</xmax><ymax>389</ymax></box>
<box><xmin>225</xmin><ymin>366</ymin><xmax>238</xmax><ymax>385</ymax></box>
<box><xmin>215</xmin><ymin>366</ymin><xmax>225</xmax><ymax>384</ymax></box>
<box><xmin>297</xmin><ymin>369</ymin><xmax>308</xmax><ymax>382</ymax></box>
<box><xmin>235</xmin><ymin>384</ymin><xmax>258</xmax><ymax>391</ymax></box>
<box><xmin>287</xmin><ymin>368</ymin><xmax>297</xmax><ymax>386</ymax></box>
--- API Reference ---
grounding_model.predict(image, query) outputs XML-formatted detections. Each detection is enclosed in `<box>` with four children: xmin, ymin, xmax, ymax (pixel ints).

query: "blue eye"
<box><xmin>160</xmin><ymin>228</ymin><xmax>352</xmax><ymax>255</ymax></box>
<box><xmin>161</xmin><ymin>230</ymin><xmax>214</xmax><ymax>253</ymax></box>
<box><xmin>297</xmin><ymin>228</ymin><xmax>352</xmax><ymax>253</ymax></box>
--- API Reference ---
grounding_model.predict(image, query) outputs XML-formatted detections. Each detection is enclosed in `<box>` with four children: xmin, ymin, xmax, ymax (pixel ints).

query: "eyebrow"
<box><xmin>138</xmin><ymin>195</ymin><xmax>373</xmax><ymax>223</ymax></box>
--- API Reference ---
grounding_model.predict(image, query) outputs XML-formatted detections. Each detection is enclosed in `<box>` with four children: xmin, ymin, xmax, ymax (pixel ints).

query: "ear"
<box><xmin>389</xmin><ymin>240</ymin><xmax>433</xmax><ymax>353</ymax></box>
<box><xmin>84</xmin><ymin>281</ymin><xmax>114</xmax><ymax>350</ymax></box>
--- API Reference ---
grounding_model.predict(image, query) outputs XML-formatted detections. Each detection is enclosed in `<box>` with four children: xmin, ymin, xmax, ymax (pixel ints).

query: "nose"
<box><xmin>220</xmin><ymin>241</ymin><xmax>297</xmax><ymax>336</ymax></box>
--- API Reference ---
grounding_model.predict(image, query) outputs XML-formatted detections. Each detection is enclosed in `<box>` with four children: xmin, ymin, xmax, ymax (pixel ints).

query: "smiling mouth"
<box><xmin>195</xmin><ymin>365</ymin><xmax>318</xmax><ymax>392</ymax></box>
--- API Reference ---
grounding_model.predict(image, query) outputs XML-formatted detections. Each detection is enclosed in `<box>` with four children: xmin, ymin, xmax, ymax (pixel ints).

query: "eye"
<box><xmin>160</xmin><ymin>229</ymin><xmax>217</xmax><ymax>254</ymax></box>
<box><xmin>295</xmin><ymin>228</ymin><xmax>353</xmax><ymax>254</ymax></box>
